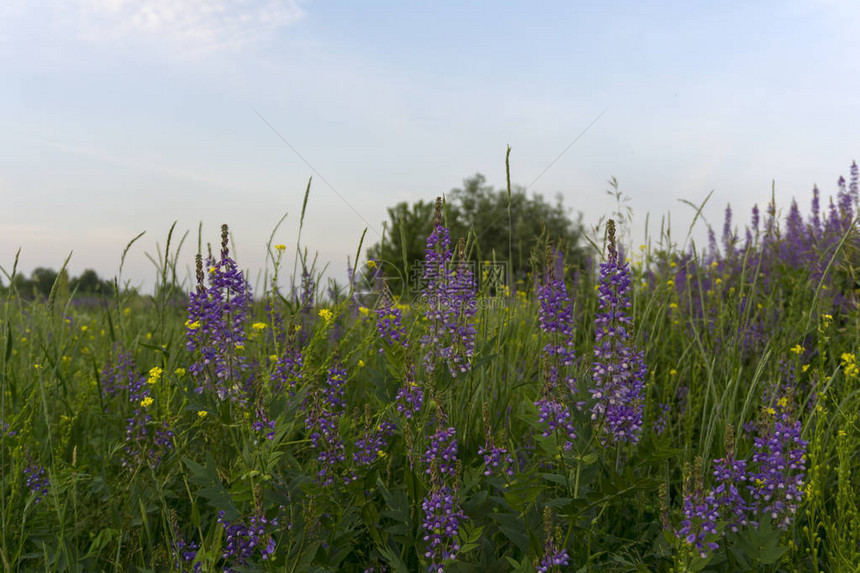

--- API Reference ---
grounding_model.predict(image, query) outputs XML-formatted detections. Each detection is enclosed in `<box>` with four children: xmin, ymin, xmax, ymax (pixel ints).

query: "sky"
<box><xmin>2</xmin><ymin>0</ymin><xmax>859</xmax><ymax>294</ymax></box>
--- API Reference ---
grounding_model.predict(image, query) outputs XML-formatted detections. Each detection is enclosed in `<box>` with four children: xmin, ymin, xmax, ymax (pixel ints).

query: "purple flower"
<box><xmin>185</xmin><ymin>225</ymin><xmax>253</xmax><ymax>401</ymax></box>
<box><xmin>420</xmin><ymin>198</ymin><xmax>477</xmax><ymax>377</ymax></box>
<box><xmin>424</xmin><ymin>427</ymin><xmax>458</xmax><ymax>478</ymax></box>
<box><xmin>675</xmin><ymin>489</ymin><xmax>720</xmax><ymax>558</ymax></box>
<box><xmin>477</xmin><ymin>443</ymin><xmax>514</xmax><ymax>477</ymax></box>
<box><xmin>217</xmin><ymin>511</ymin><xmax>278</xmax><ymax>572</ymax></box>
<box><xmin>421</xmin><ymin>485</ymin><xmax>464</xmax><ymax>573</ymax></box>
<box><xmin>534</xmin><ymin>397</ymin><xmax>576</xmax><ymax>452</ymax></box>
<box><xmin>24</xmin><ymin>459</ymin><xmax>49</xmax><ymax>505</ymax></box>
<box><xmin>590</xmin><ymin>220</ymin><xmax>646</xmax><ymax>445</ymax></box>
<box><xmin>354</xmin><ymin>419</ymin><xmax>396</xmax><ymax>465</ymax></box>
<box><xmin>395</xmin><ymin>365</ymin><xmax>424</xmax><ymax>420</ymax></box>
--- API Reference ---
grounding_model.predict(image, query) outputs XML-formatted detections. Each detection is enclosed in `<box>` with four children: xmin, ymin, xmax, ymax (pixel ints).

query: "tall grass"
<box><xmin>1</xmin><ymin>163</ymin><xmax>859</xmax><ymax>572</ymax></box>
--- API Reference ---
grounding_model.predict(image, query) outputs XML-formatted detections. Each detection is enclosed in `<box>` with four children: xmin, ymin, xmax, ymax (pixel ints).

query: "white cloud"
<box><xmin>2</xmin><ymin>0</ymin><xmax>305</xmax><ymax>56</ymax></box>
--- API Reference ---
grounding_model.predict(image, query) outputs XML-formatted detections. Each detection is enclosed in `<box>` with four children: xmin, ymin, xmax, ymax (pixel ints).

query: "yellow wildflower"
<box><xmin>235</xmin><ymin>343</ymin><xmax>244</xmax><ymax>351</ymax></box>
<box><xmin>838</xmin><ymin>429</ymin><xmax>847</xmax><ymax>437</ymax></box>
<box><xmin>269</xmin><ymin>354</ymin><xmax>278</xmax><ymax>362</ymax></box>
<box><xmin>185</xmin><ymin>320</ymin><xmax>200</xmax><ymax>330</ymax></box>
<box><xmin>252</xmin><ymin>322</ymin><xmax>267</xmax><ymax>330</ymax></box>
<box><xmin>123</xmin><ymin>307</ymin><xmax>131</xmax><ymax>316</ymax></box>
<box><xmin>367</xmin><ymin>260</ymin><xmax>377</xmax><ymax>269</ymax></box>
<box><xmin>358</xmin><ymin>360</ymin><xmax>365</xmax><ymax>368</ymax></box>
<box><xmin>669</xmin><ymin>303</ymin><xmax>678</xmax><ymax>310</ymax></box>
<box><xmin>141</xmin><ymin>396</ymin><xmax>154</xmax><ymax>408</ymax></box>
<box><xmin>81</xmin><ymin>325</ymin><xmax>88</xmax><ymax>332</ymax></box>
<box><xmin>359</xmin><ymin>307</ymin><xmax>371</xmax><ymax>316</ymax></box>
<box><xmin>790</xmin><ymin>344</ymin><xmax>804</xmax><ymax>355</ymax></box>
<box><xmin>175</xmin><ymin>368</ymin><xmax>186</xmax><ymax>377</ymax></box>
<box><xmin>147</xmin><ymin>367</ymin><xmax>163</xmax><ymax>384</ymax></box>
<box><xmin>669</xmin><ymin>369</ymin><xmax>677</xmax><ymax>376</ymax></box>
<box><xmin>198</xmin><ymin>410</ymin><xmax>208</xmax><ymax>418</ymax></box>
<box><xmin>275</xmin><ymin>244</ymin><xmax>286</xmax><ymax>251</ymax></box>
<box><xmin>318</xmin><ymin>309</ymin><xmax>333</xmax><ymax>322</ymax></box>
<box><xmin>666</xmin><ymin>279</ymin><xmax>675</xmax><ymax>288</ymax></box>
<box><xmin>802</xmin><ymin>364</ymin><xmax>810</xmax><ymax>373</ymax></box>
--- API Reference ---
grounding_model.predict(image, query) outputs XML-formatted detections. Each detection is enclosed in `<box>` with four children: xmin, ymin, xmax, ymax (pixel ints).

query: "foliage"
<box><xmin>1</xmin><ymin>162</ymin><xmax>860</xmax><ymax>572</ymax></box>
<box><xmin>366</xmin><ymin>174</ymin><xmax>586</xmax><ymax>290</ymax></box>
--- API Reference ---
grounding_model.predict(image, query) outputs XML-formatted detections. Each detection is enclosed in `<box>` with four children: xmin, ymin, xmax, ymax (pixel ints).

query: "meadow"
<box><xmin>1</xmin><ymin>164</ymin><xmax>860</xmax><ymax>572</ymax></box>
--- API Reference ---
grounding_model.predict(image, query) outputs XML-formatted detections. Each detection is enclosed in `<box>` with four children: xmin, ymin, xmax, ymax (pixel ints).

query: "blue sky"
<box><xmin>2</xmin><ymin>0</ymin><xmax>858</xmax><ymax>293</ymax></box>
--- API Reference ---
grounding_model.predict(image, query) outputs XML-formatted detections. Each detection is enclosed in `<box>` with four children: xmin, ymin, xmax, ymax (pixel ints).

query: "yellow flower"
<box><xmin>777</xmin><ymin>396</ymin><xmax>788</xmax><ymax>408</ymax></box>
<box><xmin>359</xmin><ymin>307</ymin><xmax>371</xmax><ymax>316</ymax></box>
<box><xmin>790</xmin><ymin>344</ymin><xmax>804</xmax><ymax>355</ymax></box>
<box><xmin>123</xmin><ymin>307</ymin><xmax>131</xmax><ymax>316</ymax></box>
<box><xmin>34</xmin><ymin>363</ymin><xmax>42</xmax><ymax>370</ymax></box>
<box><xmin>764</xmin><ymin>407</ymin><xmax>775</xmax><ymax>416</ymax></box>
<box><xmin>666</xmin><ymin>279</ymin><xmax>675</xmax><ymax>288</ymax></box>
<box><xmin>358</xmin><ymin>360</ymin><xmax>365</xmax><ymax>368</ymax></box>
<box><xmin>269</xmin><ymin>354</ymin><xmax>278</xmax><ymax>362</ymax></box>
<box><xmin>669</xmin><ymin>369</ymin><xmax>677</xmax><ymax>376</ymax></box>
<box><xmin>175</xmin><ymin>368</ymin><xmax>186</xmax><ymax>377</ymax></box>
<box><xmin>802</xmin><ymin>364</ymin><xmax>810</xmax><ymax>373</ymax></box>
<box><xmin>141</xmin><ymin>396</ymin><xmax>154</xmax><ymax>408</ymax></box>
<box><xmin>81</xmin><ymin>325</ymin><xmax>88</xmax><ymax>332</ymax></box>
<box><xmin>147</xmin><ymin>366</ymin><xmax>163</xmax><ymax>384</ymax></box>
<box><xmin>377</xmin><ymin>450</ymin><xmax>387</xmax><ymax>458</ymax></box>
<box><xmin>198</xmin><ymin>410</ymin><xmax>208</xmax><ymax>418</ymax></box>
<box><xmin>669</xmin><ymin>303</ymin><xmax>678</xmax><ymax>309</ymax></box>
<box><xmin>669</xmin><ymin>261</ymin><xmax>676</xmax><ymax>268</ymax></box>
<box><xmin>185</xmin><ymin>320</ymin><xmax>200</xmax><ymax>330</ymax></box>
<box><xmin>318</xmin><ymin>309</ymin><xmax>333</xmax><ymax>322</ymax></box>
<box><xmin>366</xmin><ymin>260</ymin><xmax>377</xmax><ymax>269</ymax></box>
<box><xmin>235</xmin><ymin>343</ymin><xmax>244</xmax><ymax>351</ymax></box>
<box><xmin>252</xmin><ymin>322</ymin><xmax>267</xmax><ymax>330</ymax></box>
<box><xmin>838</xmin><ymin>429</ymin><xmax>847</xmax><ymax>437</ymax></box>
<box><xmin>274</xmin><ymin>244</ymin><xmax>286</xmax><ymax>251</ymax></box>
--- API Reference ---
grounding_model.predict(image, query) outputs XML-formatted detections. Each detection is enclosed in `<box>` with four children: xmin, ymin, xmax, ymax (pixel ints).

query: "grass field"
<box><xmin>2</xmin><ymin>165</ymin><xmax>860</xmax><ymax>572</ymax></box>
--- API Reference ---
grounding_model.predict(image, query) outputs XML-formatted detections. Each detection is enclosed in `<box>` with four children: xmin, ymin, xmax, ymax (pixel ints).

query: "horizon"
<box><xmin>2</xmin><ymin>1</ymin><xmax>858</xmax><ymax>294</ymax></box>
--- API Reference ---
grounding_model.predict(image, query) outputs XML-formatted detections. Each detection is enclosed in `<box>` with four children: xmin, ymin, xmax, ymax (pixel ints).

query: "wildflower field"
<box><xmin>2</xmin><ymin>164</ymin><xmax>860</xmax><ymax>572</ymax></box>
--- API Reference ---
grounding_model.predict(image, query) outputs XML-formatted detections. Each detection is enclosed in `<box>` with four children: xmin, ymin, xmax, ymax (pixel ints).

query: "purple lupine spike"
<box><xmin>395</xmin><ymin>362</ymin><xmax>424</xmax><ymax>420</ymax></box>
<box><xmin>722</xmin><ymin>204</ymin><xmax>734</xmax><ymax>256</ymax></box>
<box><xmin>420</xmin><ymin>199</ymin><xmax>476</xmax><ymax>377</ymax></box>
<box><xmin>421</xmin><ymin>484</ymin><xmax>464</xmax><ymax>573</ymax></box>
<box><xmin>354</xmin><ymin>419</ymin><xmax>396</xmax><ymax>465</ymax></box>
<box><xmin>217</xmin><ymin>511</ymin><xmax>278</xmax><ymax>572</ymax></box>
<box><xmin>423</xmin><ymin>427</ymin><xmax>458</xmax><ymax>478</ymax></box>
<box><xmin>590</xmin><ymin>220</ymin><xmax>646</xmax><ymax>445</ymax></box>
<box><xmin>186</xmin><ymin>227</ymin><xmax>253</xmax><ymax>402</ymax></box>
<box><xmin>23</xmin><ymin>458</ymin><xmax>50</xmax><ymax>505</ymax></box>
<box><xmin>810</xmin><ymin>185</ymin><xmax>822</xmax><ymax>241</ymax></box>
<box><xmin>375</xmin><ymin>282</ymin><xmax>407</xmax><ymax>349</ymax></box>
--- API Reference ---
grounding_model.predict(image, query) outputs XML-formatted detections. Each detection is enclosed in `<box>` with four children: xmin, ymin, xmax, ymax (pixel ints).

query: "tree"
<box><xmin>366</xmin><ymin>174</ymin><xmax>585</xmax><ymax>293</ymax></box>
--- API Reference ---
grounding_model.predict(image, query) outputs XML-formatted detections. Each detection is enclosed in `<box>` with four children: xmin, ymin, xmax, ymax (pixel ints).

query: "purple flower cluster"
<box><xmin>747</xmin><ymin>399</ymin><xmax>807</xmax><ymax>529</ymax></box>
<box><xmin>395</xmin><ymin>364</ymin><xmax>424</xmax><ymax>420</ymax></box>
<box><xmin>420</xmin><ymin>198</ymin><xmax>477</xmax><ymax>377</ymax></box>
<box><xmin>304</xmin><ymin>362</ymin><xmax>350</xmax><ymax>486</ymax></box>
<box><xmin>23</xmin><ymin>459</ymin><xmax>49</xmax><ymax>505</ymax></box>
<box><xmin>590</xmin><ymin>220</ymin><xmax>646</xmax><ymax>445</ymax></box>
<box><xmin>477</xmin><ymin>443</ymin><xmax>514</xmax><ymax>477</ymax></box>
<box><xmin>534</xmin><ymin>397</ymin><xmax>576</xmax><ymax>452</ymax></box>
<box><xmin>271</xmin><ymin>326</ymin><xmax>303</xmax><ymax>394</ymax></box>
<box><xmin>186</xmin><ymin>225</ymin><xmax>253</xmax><ymax>401</ymax></box>
<box><xmin>252</xmin><ymin>406</ymin><xmax>276</xmax><ymax>441</ymax></box>
<box><xmin>423</xmin><ymin>427</ymin><xmax>458</xmax><ymax>478</ymax></box>
<box><xmin>537</xmin><ymin>249</ymin><xmax>576</xmax><ymax>391</ymax></box>
<box><xmin>217</xmin><ymin>511</ymin><xmax>277</xmax><ymax>572</ymax></box>
<box><xmin>375</xmin><ymin>281</ymin><xmax>407</xmax><ymax>349</ymax></box>
<box><xmin>171</xmin><ymin>534</ymin><xmax>202</xmax><ymax>572</ymax></box>
<box><xmin>536</xmin><ymin>546</ymin><xmax>570</xmax><ymax>573</ymax></box>
<box><xmin>422</xmin><ymin>484</ymin><xmax>464</xmax><ymax>573</ymax></box>
<box><xmin>537</xmin><ymin>508</ymin><xmax>569</xmax><ymax>573</ymax></box>
<box><xmin>712</xmin><ymin>454</ymin><xmax>750</xmax><ymax>533</ymax></box>
<box><xmin>676</xmin><ymin>488</ymin><xmax>720</xmax><ymax>558</ymax></box>
<box><xmin>354</xmin><ymin>419</ymin><xmax>396</xmax><ymax>465</ymax></box>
